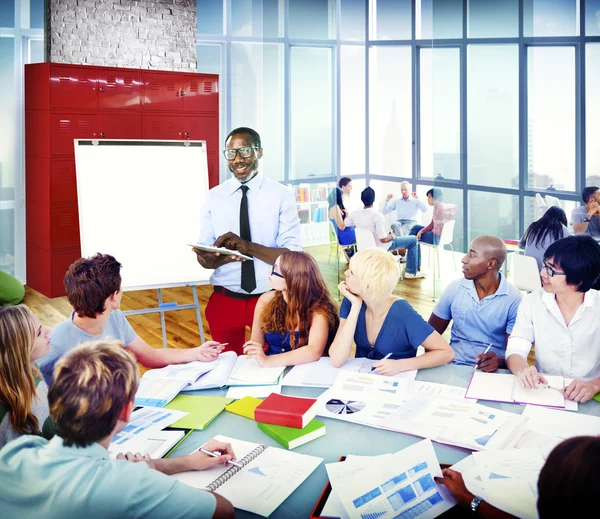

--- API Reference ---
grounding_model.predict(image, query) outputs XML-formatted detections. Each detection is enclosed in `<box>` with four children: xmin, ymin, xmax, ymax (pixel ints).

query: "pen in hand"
<box><xmin>473</xmin><ymin>344</ymin><xmax>492</xmax><ymax>369</ymax></box>
<box><xmin>199</xmin><ymin>448</ymin><xmax>242</xmax><ymax>468</ymax></box>
<box><xmin>371</xmin><ymin>352</ymin><xmax>393</xmax><ymax>371</ymax></box>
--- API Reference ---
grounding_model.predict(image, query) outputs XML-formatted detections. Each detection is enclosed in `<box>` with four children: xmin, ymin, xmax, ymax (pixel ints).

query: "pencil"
<box><xmin>371</xmin><ymin>352</ymin><xmax>393</xmax><ymax>371</ymax></box>
<box><xmin>473</xmin><ymin>344</ymin><xmax>492</xmax><ymax>369</ymax></box>
<box><xmin>199</xmin><ymin>448</ymin><xmax>243</xmax><ymax>468</ymax></box>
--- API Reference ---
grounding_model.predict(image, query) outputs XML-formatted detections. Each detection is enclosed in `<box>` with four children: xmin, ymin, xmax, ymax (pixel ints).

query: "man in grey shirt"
<box><xmin>572</xmin><ymin>186</ymin><xmax>600</xmax><ymax>240</ymax></box>
<box><xmin>383</xmin><ymin>181</ymin><xmax>428</xmax><ymax>236</ymax></box>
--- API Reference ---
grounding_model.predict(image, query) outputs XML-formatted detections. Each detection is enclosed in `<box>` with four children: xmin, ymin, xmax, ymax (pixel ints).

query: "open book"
<box><xmin>171</xmin><ymin>435</ymin><xmax>323</xmax><ymax>517</ymax></box>
<box><xmin>465</xmin><ymin>371</ymin><xmax>566</xmax><ymax>408</ymax></box>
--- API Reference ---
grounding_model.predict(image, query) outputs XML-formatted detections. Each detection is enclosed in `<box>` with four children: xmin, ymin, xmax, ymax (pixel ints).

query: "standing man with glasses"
<box><xmin>194</xmin><ymin>127</ymin><xmax>301</xmax><ymax>355</ymax></box>
<box><xmin>506</xmin><ymin>235</ymin><xmax>600</xmax><ymax>403</ymax></box>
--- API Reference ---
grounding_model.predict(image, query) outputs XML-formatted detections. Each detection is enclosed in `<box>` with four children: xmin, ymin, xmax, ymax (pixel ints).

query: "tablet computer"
<box><xmin>188</xmin><ymin>244</ymin><xmax>254</xmax><ymax>261</ymax></box>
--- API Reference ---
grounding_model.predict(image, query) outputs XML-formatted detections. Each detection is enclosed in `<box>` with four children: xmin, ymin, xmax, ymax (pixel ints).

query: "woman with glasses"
<box><xmin>518</xmin><ymin>206</ymin><xmax>569</xmax><ymax>271</ymax></box>
<box><xmin>328</xmin><ymin>248</ymin><xmax>454</xmax><ymax>375</ymax></box>
<box><xmin>506</xmin><ymin>235</ymin><xmax>600</xmax><ymax>403</ymax></box>
<box><xmin>242</xmin><ymin>251</ymin><xmax>339</xmax><ymax>366</ymax></box>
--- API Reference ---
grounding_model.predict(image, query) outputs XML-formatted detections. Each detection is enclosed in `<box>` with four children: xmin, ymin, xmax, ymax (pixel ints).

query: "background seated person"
<box><xmin>39</xmin><ymin>254</ymin><xmax>223</xmax><ymax>385</ymax></box>
<box><xmin>328</xmin><ymin>187</ymin><xmax>356</xmax><ymax>258</ymax></box>
<box><xmin>0</xmin><ymin>305</ymin><xmax>53</xmax><ymax>447</ymax></box>
<box><xmin>519</xmin><ymin>206</ymin><xmax>569</xmax><ymax>271</ymax></box>
<box><xmin>329</xmin><ymin>248</ymin><xmax>454</xmax><ymax>375</ymax></box>
<box><xmin>383</xmin><ymin>181</ymin><xmax>428</xmax><ymax>236</ymax></box>
<box><xmin>345</xmin><ymin>187</ymin><xmax>425</xmax><ymax>279</ymax></box>
<box><xmin>243</xmin><ymin>251</ymin><xmax>339</xmax><ymax>367</ymax></box>
<box><xmin>506</xmin><ymin>236</ymin><xmax>600</xmax><ymax>403</ymax></box>
<box><xmin>409</xmin><ymin>188</ymin><xmax>458</xmax><ymax>271</ymax></box>
<box><xmin>428</xmin><ymin>236</ymin><xmax>522</xmax><ymax>372</ymax></box>
<box><xmin>435</xmin><ymin>436</ymin><xmax>600</xmax><ymax>519</ymax></box>
<box><xmin>0</xmin><ymin>341</ymin><xmax>234</xmax><ymax>519</ymax></box>
<box><xmin>571</xmin><ymin>185</ymin><xmax>600</xmax><ymax>239</ymax></box>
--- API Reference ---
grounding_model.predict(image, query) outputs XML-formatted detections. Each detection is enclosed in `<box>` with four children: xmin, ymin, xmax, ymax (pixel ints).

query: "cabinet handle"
<box><xmin>184</xmin><ymin>132</ymin><xmax>190</xmax><ymax>139</ymax></box>
<box><xmin>99</xmin><ymin>87</ymin><xmax>104</xmax><ymax>93</ymax></box>
<box><xmin>181</xmin><ymin>90</ymin><xmax>186</xmax><ymax>96</ymax></box>
<box><xmin>100</xmin><ymin>132</ymin><xmax>105</xmax><ymax>138</ymax></box>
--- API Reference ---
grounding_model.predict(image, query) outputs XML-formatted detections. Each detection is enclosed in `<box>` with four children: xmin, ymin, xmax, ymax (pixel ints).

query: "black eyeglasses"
<box><xmin>222</xmin><ymin>146</ymin><xmax>259</xmax><ymax>161</ymax></box>
<box><xmin>271</xmin><ymin>265</ymin><xmax>284</xmax><ymax>279</ymax></box>
<box><xmin>542</xmin><ymin>260</ymin><xmax>566</xmax><ymax>277</ymax></box>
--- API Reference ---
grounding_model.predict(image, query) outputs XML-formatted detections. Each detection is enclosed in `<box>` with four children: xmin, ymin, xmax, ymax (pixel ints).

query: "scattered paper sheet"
<box><xmin>226</xmin><ymin>380</ymin><xmax>283</xmax><ymax>399</ymax></box>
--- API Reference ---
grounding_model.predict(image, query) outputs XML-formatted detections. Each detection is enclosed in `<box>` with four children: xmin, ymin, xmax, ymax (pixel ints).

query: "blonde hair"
<box><xmin>0</xmin><ymin>305</ymin><xmax>41</xmax><ymax>435</ymax></box>
<box><xmin>49</xmin><ymin>341</ymin><xmax>139</xmax><ymax>447</ymax></box>
<box><xmin>349</xmin><ymin>248</ymin><xmax>400</xmax><ymax>299</ymax></box>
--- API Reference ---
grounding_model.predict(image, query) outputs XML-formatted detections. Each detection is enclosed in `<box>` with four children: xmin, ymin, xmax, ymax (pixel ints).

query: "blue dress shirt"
<box><xmin>383</xmin><ymin>197</ymin><xmax>428</xmax><ymax>222</ymax></box>
<box><xmin>340</xmin><ymin>298</ymin><xmax>434</xmax><ymax>360</ymax></box>
<box><xmin>199</xmin><ymin>173</ymin><xmax>302</xmax><ymax>295</ymax></box>
<box><xmin>0</xmin><ymin>435</ymin><xmax>216</xmax><ymax>519</ymax></box>
<box><xmin>432</xmin><ymin>274</ymin><xmax>523</xmax><ymax>365</ymax></box>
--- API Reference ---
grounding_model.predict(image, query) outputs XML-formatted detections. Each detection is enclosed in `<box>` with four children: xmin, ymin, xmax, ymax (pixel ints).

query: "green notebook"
<box><xmin>257</xmin><ymin>418</ymin><xmax>326</xmax><ymax>450</ymax></box>
<box><xmin>164</xmin><ymin>395</ymin><xmax>233</xmax><ymax>430</ymax></box>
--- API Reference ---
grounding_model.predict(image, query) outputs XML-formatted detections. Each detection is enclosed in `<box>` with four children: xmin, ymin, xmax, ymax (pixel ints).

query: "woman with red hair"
<box><xmin>243</xmin><ymin>251</ymin><xmax>339</xmax><ymax>367</ymax></box>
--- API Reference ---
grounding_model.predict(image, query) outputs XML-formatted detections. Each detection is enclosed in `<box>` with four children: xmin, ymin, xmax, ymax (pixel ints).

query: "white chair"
<box><xmin>510</xmin><ymin>254</ymin><xmax>542</xmax><ymax>293</ymax></box>
<box><xmin>545</xmin><ymin>195</ymin><xmax>561</xmax><ymax>209</ymax></box>
<box><xmin>420</xmin><ymin>220</ymin><xmax>457</xmax><ymax>300</ymax></box>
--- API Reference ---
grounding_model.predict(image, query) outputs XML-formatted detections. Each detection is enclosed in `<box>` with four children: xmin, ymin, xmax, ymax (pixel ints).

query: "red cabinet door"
<box><xmin>51</xmin><ymin>114</ymin><xmax>99</xmax><ymax>156</ymax></box>
<box><xmin>142</xmin><ymin>71</ymin><xmax>183</xmax><ymax>112</ymax></box>
<box><xmin>142</xmin><ymin>114</ymin><xmax>183</xmax><ymax>140</ymax></box>
<box><xmin>99</xmin><ymin>113</ymin><xmax>143</xmax><ymax>139</ymax></box>
<box><xmin>98</xmin><ymin>68</ymin><xmax>142</xmax><ymax>110</ymax></box>
<box><xmin>50</xmin><ymin>160</ymin><xmax>78</xmax><ymax>203</ymax></box>
<box><xmin>183</xmin><ymin>115</ymin><xmax>220</xmax><ymax>152</ymax></box>
<box><xmin>50</xmin><ymin>65</ymin><xmax>98</xmax><ymax>109</ymax></box>
<box><xmin>182</xmin><ymin>75</ymin><xmax>219</xmax><ymax>113</ymax></box>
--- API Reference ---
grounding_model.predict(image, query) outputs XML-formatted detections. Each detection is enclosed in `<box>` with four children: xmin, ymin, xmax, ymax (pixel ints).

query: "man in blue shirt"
<box><xmin>0</xmin><ymin>341</ymin><xmax>234</xmax><ymax>519</ymax></box>
<box><xmin>428</xmin><ymin>235</ymin><xmax>523</xmax><ymax>371</ymax></box>
<box><xmin>194</xmin><ymin>127</ymin><xmax>302</xmax><ymax>354</ymax></box>
<box><xmin>383</xmin><ymin>181</ymin><xmax>428</xmax><ymax>236</ymax></box>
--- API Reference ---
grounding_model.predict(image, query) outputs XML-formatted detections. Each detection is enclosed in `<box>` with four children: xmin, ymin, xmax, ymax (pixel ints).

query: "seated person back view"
<box><xmin>506</xmin><ymin>235</ymin><xmax>600</xmax><ymax>403</ymax></box>
<box><xmin>0</xmin><ymin>341</ymin><xmax>234</xmax><ymax>519</ymax></box>
<box><xmin>329</xmin><ymin>248</ymin><xmax>454</xmax><ymax>375</ymax></box>
<box><xmin>38</xmin><ymin>253</ymin><xmax>223</xmax><ymax>385</ymax></box>
<box><xmin>435</xmin><ymin>436</ymin><xmax>600</xmax><ymax>519</ymax></box>
<box><xmin>0</xmin><ymin>305</ymin><xmax>53</xmax><ymax>448</ymax></box>
<box><xmin>519</xmin><ymin>206</ymin><xmax>570</xmax><ymax>270</ymax></box>
<box><xmin>243</xmin><ymin>251</ymin><xmax>339</xmax><ymax>367</ymax></box>
<box><xmin>428</xmin><ymin>236</ymin><xmax>522</xmax><ymax>371</ymax></box>
<box><xmin>383</xmin><ymin>181</ymin><xmax>428</xmax><ymax>236</ymax></box>
<box><xmin>571</xmin><ymin>185</ymin><xmax>600</xmax><ymax>239</ymax></box>
<box><xmin>345</xmin><ymin>187</ymin><xmax>425</xmax><ymax>279</ymax></box>
<box><xmin>328</xmin><ymin>187</ymin><xmax>356</xmax><ymax>253</ymax></box>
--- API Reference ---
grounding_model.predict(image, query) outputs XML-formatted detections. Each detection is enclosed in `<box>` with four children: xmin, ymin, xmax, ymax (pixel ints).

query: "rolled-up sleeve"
<box><xmin>275</xmin><ymin>188</ymin><xmax>302</xmax><ymax>251</ymax></box>
<box><xmin>506</xmin><ymin>294</ymin><xmax>534</xmax><ymax>361</ymax></box>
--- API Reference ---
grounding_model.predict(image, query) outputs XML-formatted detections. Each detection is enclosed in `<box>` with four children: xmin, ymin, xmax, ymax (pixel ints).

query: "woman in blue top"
<box><xmin>243</xmin><ymin>251</ymin><xmax>339</xmax><ymax>367</ymax></box>
<box><xmin>329</xmin><ymin>248</ymin><xmax>454</xmax><ymax>376</ymax></box>
<box><xmin>329</xmin><ymin>187</ymin><xmax>356</xmax><ymax>247</ymax></box>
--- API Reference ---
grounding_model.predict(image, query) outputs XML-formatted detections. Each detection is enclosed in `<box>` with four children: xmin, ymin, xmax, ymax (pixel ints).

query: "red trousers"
<box><xmin>205</xmin><ymin>289</ymin><xmax>261</xmax><ymax>355</ymax></box>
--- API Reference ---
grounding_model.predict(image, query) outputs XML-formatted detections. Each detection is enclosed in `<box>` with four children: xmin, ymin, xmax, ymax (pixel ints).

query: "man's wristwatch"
<box><xmin>470</xmin><ymin>496</ymin><xmax>483</xmax><ymax>515</ymax></box>
<box><xmin>584</xmin><ymin>217</ymin><xmax>591</xmax><ymax>222</ymax></box>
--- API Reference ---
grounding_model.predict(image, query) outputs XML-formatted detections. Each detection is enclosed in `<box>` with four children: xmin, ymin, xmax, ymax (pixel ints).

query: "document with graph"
<box><xmin>326</xmin><ymin>439</ymin><xmax>456</xmax><ymax>519</ymax></box>
<box><xmin>171</xmin><ymin>435</ymin><xmax>322</xmax><ymax>517</ymax></box>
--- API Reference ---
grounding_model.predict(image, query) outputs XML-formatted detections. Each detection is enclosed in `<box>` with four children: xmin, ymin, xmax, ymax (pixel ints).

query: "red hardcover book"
<box><xmin>254</xmin><ymin>393</ymin><xmax>319</xmax><ymax>429</ymax></box>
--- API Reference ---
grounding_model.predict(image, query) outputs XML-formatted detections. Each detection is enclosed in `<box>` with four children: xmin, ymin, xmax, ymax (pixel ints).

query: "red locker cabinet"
<box><xmin>25</xmin><ymin>63</ymin><xmax>220</xmax><ymax>297</ymax></box>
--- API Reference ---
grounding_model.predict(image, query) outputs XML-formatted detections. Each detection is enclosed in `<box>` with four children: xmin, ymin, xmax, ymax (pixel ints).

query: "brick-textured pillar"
<box><xmin>49</xmin><ymin>0</ymin><xmax>197</xmax><ymax>70</ymax></box>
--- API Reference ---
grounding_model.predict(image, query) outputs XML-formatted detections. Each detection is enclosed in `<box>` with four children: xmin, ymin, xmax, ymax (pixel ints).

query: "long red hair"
<box><xmin>261</xmin><ymin>252</ymin><xmax>339</xmax><ymax>350</ymax></box>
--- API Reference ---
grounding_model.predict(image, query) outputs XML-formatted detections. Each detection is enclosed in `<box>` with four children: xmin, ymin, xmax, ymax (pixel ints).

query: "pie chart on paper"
<box><xmin>325</xmin><ymin>398</ymin><xmax>366</xmax><ymax>415</ymax></box>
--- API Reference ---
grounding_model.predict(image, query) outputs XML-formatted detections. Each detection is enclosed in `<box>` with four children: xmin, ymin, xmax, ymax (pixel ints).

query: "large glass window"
<box><xmin>370</xmin><ymin>0</ymin><xmax>411</xmax><ymax>40</ymax></box>
<box><xmin>527</xmin><ymin>46</ymin><xmax>576</xmax><ymax>191</ymax></box>
<box><xmin>467</xmin><ymin>0</ymin><xmax>518</xmax><ymax>38</ymax></box>
<box><xmin>523</xmin><ymin>0</ymin><xmax>579</xmax><ymax>37</ymax></box>
<box><xmin>587</xmin><ymin>0</ymin><xmax>600</xmax><ymax>36</ymax></box>
<box><xmin>468</xmin><ymin>191</ymin><xmax>519</xmax><ymax>242</ymax></box>
<box><xmin>420</xmin><ymin>47</ymin><xmax>460</xmax><ymax>181</ymax></box>
<box><xmin>586</xmin><ymin>44</ymin><xmax>600</xmax><ymax>187</ymax></box>
<box><xmin>197</xmin><ymin>0</ymin><xmax>223</xmax><ymax>34</ymax></box>
<box><xmin>340</xmin><ymin>0</ymin><xmax>365</xmax><ymax>40</ymax></box>
<box><xmin>231</xmin><ymin>0</ymin><xmax>282</xmax><ymax>37</ymax></box>
<box><xmin>290</xmin><ymin>46</ymin><xmax>333</xmax><ymax>179</ymax></box>
<box><xmin>231</xmin><ymin>43</ymin><xmax>283</xmax><ymax>181</ymax></box>
<box><xmin>196</xmin><ymin>44</ymin><xmax>222</xmax><ymax>75</ymax></box>
<box><xmin>417</xmin><ymin>0</ymin><xmax>463</xmax><ymax>39</ymax></box>
<box><xmin>340</xmin><ymin>46</ymin><xmax>365</xmax><ymax>177</ymax></box>
<box><xmin>467</xmin><ymin>45</ymin><xmax>519</xmax><ymax>189</ymax></box>
<box><xmin>289</xmin><ymin>0</ymin><xmax>336</xmax><ymax>39</ymax></box>
<box><xmin>0</xmin><ymin>1</ymin><xmax>14</xmax><ymax>27</ymax></box>
<box><xmin>369</xmin><ymin>46</ymin><xmax>412</xmax><ymax>178</ymax></box>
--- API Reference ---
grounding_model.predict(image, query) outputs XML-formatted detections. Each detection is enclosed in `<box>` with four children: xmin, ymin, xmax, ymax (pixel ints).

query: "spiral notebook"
<box><xmin>171</xmin><ymin>435</ymin><xmax>323</xmax><ymax>517</ymax></box>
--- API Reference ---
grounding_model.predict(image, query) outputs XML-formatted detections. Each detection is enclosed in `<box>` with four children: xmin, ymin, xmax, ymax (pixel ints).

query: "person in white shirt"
<box><xmin>506</xmin><ymin>235</ymin><xmax>600</xmax><ymax>403</ymax></box>
<box><xmin>345</xmin><ymin>187</ymin><xmax>425</xmax><ymax>279</ymax></box>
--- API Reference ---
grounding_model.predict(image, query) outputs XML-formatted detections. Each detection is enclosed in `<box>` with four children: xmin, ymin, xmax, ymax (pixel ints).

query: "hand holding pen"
<box><xmin>194</xmin><ymin>439</ymin><xmax>240</xmax><ymax>469</ymax></box>
<box><xmin>474</xmin><ymin>344</ymin><xmax>500</xmax><ymax>372</ymax></box>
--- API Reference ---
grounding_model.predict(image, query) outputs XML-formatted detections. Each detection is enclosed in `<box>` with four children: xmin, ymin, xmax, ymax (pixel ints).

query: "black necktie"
<box><xmin>240</xmin><ymin>185</ymin><xmax>256</xmax><ymax>293</ymax></box>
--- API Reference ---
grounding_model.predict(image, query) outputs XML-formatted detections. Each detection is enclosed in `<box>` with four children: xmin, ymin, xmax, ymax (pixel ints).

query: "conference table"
<box><xmin>171</xmin><ymin>364</ymin><xmax>600</xmax><ymax>519</ymax></box>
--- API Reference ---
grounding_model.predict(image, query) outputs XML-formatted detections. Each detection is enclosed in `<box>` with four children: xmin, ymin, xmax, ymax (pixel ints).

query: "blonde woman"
<box><xmin>0</xmin><ymin>305</ymin><xmax>52</xmax><ymax>447</ymax></box>
<box><xmin>329</xmin><ymin>248</ymin><xmax>454</xmax><ymax>375</ymax></box>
